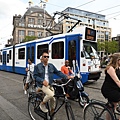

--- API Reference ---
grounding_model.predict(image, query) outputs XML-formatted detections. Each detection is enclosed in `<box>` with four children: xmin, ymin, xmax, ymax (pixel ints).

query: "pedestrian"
<box><xmin>101</xmin><ymin>53</ymin><xmax>120</xmax><ymax>120</ymax></box>
<box><xmin>61</xmin><ymin>60</ymin><xmax>74</xmax><ymax>76</ymax></box>
<box><xmin>33</xmin><ymin>52</ymin><xmax>73</xmax><ymax>113</ymax></box>
<box><xmin>24</xmin><ymin>58</ymin><xmax>35</xmax><ymax>94</ymax></box>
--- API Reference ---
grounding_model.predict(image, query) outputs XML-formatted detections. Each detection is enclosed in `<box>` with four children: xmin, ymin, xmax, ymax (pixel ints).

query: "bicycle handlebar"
<box><xmin>52</xmin><ymin>79</ymin><xmax>72</xmax><ymax>87</ymax></box>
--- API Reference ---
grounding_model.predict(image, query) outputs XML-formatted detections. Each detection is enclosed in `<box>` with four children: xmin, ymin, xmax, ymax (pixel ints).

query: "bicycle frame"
<box><xmin>28</xmin><ymin>79</ymin><xmax>75</xmax><ymax>120</ymax></box>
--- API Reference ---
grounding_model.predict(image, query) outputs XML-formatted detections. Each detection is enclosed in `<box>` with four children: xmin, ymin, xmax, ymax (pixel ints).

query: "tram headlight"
<box><xmin>88</xmin><ymin>66</ymin><xmax>91</xmax><ymax>71</ymax></box>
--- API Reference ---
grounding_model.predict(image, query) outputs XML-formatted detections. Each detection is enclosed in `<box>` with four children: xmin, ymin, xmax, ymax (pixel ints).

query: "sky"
<box><xmin>0</xmin><ymin>0</ymin><xmax>120</xmax><ymax>48</ymax></box>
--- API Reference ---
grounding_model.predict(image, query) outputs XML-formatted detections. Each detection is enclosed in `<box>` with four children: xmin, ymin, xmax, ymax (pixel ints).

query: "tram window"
<box><xmin>7</xmin><ymin>54</ymin><xmax>9</xmax><ymax>63</ymax></box>
<box><xmin>52</xmin><ymin>42</ymin><xmax>64</xmax><ymax>59</ymax></box>
<box><xmin>9</xmin><ymin>50</ymin><xmax>11</xmax><ymax>59</ymax></box>
<box><xmin>18</xmin><ymin>48</ymin><xmax>25</xmax><ymax>59</ymax></box>
<box><xmin>68</xmin><ymin>40</ymin><xmax>76</xmax><ymax>67</ymax></box>
<box><xmin>37</xmin><ymin>44</ymin><xmax>48</xmax><ymax>59</ymax></box>
<box><xmin>81</xmin><ymin>52</ymin><xmax>84</xmax><ymax>57</ymax></box>
<box><xmin>31</xmin><ymin>46</ymin><xmax>34</xmax><ymax>62</ymax></box>
<box><xmin>0</xmin><ymin>55</ymin><xmax>2</xmax><ymax>62</ymax></box>
<box><xmin>27</xmin><ymin>47</ymin><xmax>30</xmax><ymax>59</ymax></box>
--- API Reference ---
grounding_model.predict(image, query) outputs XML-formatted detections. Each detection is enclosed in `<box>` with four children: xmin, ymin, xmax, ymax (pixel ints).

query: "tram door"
<box><xmin>2</xmin><ymin>51</ymin><xmax>7</xmax><ymax>70</ymax></box>
<box><xmin>26</xmin><ymin>43</ymin><xmax>36</xmax><ymax>66</ymax></box>
<box><xmin>66</xmin><ymin>35</ymin><xmax>80</xmax><ymax>70</ymax></box>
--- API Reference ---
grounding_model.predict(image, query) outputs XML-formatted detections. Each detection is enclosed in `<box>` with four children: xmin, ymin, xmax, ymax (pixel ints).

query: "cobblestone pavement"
<box><xmin>0</xmin><ymin>69</ymin><xmax>106</xmax><ymax>120</ymax></box>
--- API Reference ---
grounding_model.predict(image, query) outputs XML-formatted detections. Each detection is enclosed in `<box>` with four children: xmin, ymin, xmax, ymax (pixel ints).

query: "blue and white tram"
<box><xmin>0</xmin><ymin>26</ymin><xmax>101</xmax><ymax>84</ymax></box>
<box><xmin>0</xmin><ymin>46</ymin><xmax>13</xmax><ymax>72</ymax></box>
<box><xmin>14</xmin><ymin>41</ymin><xmax>36</xmax><ymax>74</ymax></box>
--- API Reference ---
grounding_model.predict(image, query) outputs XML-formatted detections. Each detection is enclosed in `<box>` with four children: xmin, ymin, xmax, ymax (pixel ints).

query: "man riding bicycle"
<box><xmin>33</xmin><ymin>52</ymin><xmax>73</xmax><ymax>113</ymax></box>
<box><xmin>24</xmin><ymin>58</ymin><xmax>35</xmax><ymax>94</ymax></box>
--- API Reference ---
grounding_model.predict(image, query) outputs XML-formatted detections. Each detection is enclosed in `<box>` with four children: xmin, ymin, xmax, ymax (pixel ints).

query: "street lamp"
<box><xmin>43</xmin><ymin>3</ymin><xmax>46</xmax><ymax>37</ymax></box>
<box><xmin>40</xmin><ymin>0</ymin><xmax>47</xmax><ymax>38</ymax></box>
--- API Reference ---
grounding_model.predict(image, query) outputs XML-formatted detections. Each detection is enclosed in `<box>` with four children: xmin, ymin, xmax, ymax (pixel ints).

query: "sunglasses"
<box><xmin>43</xmin><ymin>56</ymin><xmax>49</xmax><ymax>58</ymax></box>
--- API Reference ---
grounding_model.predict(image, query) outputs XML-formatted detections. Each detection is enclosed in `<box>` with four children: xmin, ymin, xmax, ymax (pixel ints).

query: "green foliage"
<box><xmin>97</xmin><ymin>40</ymin><xmax>119</xmax><ymax>53</ymax></box>
<box><xmin>22</xmin><ymin>36</ymin><xmax>37</xmax><ymax>43</ymax></box>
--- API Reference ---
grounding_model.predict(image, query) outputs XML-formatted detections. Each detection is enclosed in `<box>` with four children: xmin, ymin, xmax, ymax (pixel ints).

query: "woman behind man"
<box><xmin>101</xmin><ymin>53</ymin><xmax>120</xmax><ymax>120</ymax></box>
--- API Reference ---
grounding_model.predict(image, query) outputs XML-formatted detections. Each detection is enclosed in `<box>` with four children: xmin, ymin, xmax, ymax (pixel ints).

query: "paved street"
<box><xmin>0</xmin><ymin>69</ymin><xmax>106</xmax><ymax>120</ymax></box>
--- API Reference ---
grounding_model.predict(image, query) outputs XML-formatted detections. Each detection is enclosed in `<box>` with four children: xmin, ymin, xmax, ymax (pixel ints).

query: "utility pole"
<box><xmin>40</xmin><ymin>0</ymin><xmax>47</xmax><ymax>38</ymax></box>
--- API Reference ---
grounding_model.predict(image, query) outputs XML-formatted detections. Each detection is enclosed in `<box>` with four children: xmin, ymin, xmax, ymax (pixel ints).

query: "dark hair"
<box><xmin>42</xmin><ymin>52</ymin><xmax>48</xmax><ymax>56</ymax></box>
<box><xmin>28</xmin><ymin>58</ymin><xmax>32</xmax><ymax>62</ymax></box>
<box><xmin>105</xmin><ymin>53</ymin><xmax>120</xmax><ymax>70</ymax></box>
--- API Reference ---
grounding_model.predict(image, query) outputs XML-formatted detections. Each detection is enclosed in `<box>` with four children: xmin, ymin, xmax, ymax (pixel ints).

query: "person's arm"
<box><xmin>107</xmin><ymin>66</ymin><xmax>120</xmax><ymax>87</ymax></box>
<box><xmin>33</xmin><ymin>65</ymin><xmax>44</xmax><ymax>85</ymax></box>
<box><xmin>26</xmin><ymin>64</ymin><xmax>29</xmax><ymax>72</ymax></box>
<box><xmin>61</xmin><ymin>66</ymin><xmax>65</xmax><ymax>74</ymax></box>
<box><xmin>68</xmin><ymin>66</ymin><xmax>74</xmax><ymax>74</ymax></box>
<box><xmin>53</xmin><ymin>64</ymin><xmax>74</xmax><ymax>79</ymax></box>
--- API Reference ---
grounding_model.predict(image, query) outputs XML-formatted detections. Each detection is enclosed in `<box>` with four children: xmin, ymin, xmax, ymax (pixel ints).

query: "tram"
<box><xmin>0</xmin><ymin>26</ymin><xmax>101</xmax><ymax>83</ymax></box>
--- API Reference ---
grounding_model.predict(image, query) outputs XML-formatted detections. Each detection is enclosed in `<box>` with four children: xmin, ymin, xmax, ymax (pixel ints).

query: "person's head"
<box><xmin>106</xmin><ymin>53</ymin><xmax>120</xmax><ymax>70</ymax></box>
<box><xmin>65</xmin><ymin>60</ymin><xmax>69</xmax><ymax>67</ymax></box>
<box><xmin>28</xmin><ymin>58</ymin><xmax>32</xmax><ymax>64</ymax></box>
<box><xmin>40</xmin><ymin>56</ymin><xmax>43</xmax><ymax>62</ymax></box>
<box><xmin>42</xmin><ymin>52</ymin><xmax>49</xmax><ymax>64</ymax></box>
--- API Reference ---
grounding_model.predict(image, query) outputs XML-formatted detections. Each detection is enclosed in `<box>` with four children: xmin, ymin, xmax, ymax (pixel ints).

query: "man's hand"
<box><xmin>43</xmin><ymin>80</ymin><xmax>49</xmax><ymax>87</ymax></box>
<box><xmin>67</xmin><ymin>75</ymin><xmax>74</xmax><ymax>79</ymax></box>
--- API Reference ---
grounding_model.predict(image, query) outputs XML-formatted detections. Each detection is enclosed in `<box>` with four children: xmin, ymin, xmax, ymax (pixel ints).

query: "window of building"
<box><xmin>28</xmin><ymin>31</ymin><xmax>35</xmax><ymax>36</ymax></box>
<box><xmin>88</xmin><ymin>19</ymin><xmax>90</xmax><ymax>23</ymax></box>
<box><xmin>38</xmin><ymin>19</ymin><xmax>42</xmax><ymax>24</ymax></box>
<box><xmin>52</xmin><ymin>41</ymin><xmax>64</xmax><ymax>59</ymax></box>
<box><xmin>37</xmin><ymin>31</ymin><xmax>42</xmax><ymax>37</ymax></box>
<box><xmin>19</xmin><ymin>23</ymin><xmax>25</xmax><ymax>27</ymax></box>
<box><xmin>28</xmin><ymin>18</ymin><xmax>35</xmax><ymax>24</ymax></box>
<box><xmin>46</xmin><ymin>32</ymin><xmax>50</xmax><ymax>37</ymax></box>
<box><xmin>37</xmin><ymin>44</ymin><xmax>48</xmax><ymax>59</ymax></box>
<box><xmin>9</xmin><ymin>50</ymin><xmax>11</xmax><ymax>60</ymax></box>
<box><xmin>18</xmin><ymin>48</ymin><xmax>25</xmax><ymax>59</ymax></box>
<box><xmin>18</xmin><ymin>37</ymin><xmax>24</xmax><ymax>43</ymax></box>
<box><xmin>19</xmin><ymin>30</ymin><xmax>25</xmax><ymax>36</ymax></box>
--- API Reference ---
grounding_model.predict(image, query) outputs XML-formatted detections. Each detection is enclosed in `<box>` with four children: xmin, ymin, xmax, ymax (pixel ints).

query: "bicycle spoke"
<box><xmin>28</xmin><ymin>96</ymin><xmax>46</xmax><ymax>120</ymax></box>
<box><xmin>84</xmin><ymin>102</ymin><xmax>114</xmax><ymax>120</ymax></box>
<box><xmin>65</xmin><ymin>104</ymin><xmax>75</xmax><ymax>120</ymax></box>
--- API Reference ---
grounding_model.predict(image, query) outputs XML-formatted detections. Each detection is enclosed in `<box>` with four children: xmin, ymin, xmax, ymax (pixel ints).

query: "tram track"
<box><xmin>0</xmin><ymin>71</ymin><xmax>104</xmax><ymax>91</ymax></box>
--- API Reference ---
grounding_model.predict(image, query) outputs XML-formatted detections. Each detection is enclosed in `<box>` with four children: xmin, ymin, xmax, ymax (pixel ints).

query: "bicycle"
<box><xmin>28</xmin><ymin>79</ymin><xmax>75</xmax><ymax>120</ymax></box>
<box><xmin>23</xmin><ymin>71</ymin><xmax>36</xmax><ymax>95</ymax></box>
<box><xmin>83</xmin><ymin>99</ymin><xmax>120</xmax><ymax>120</ymax></box>
<box><xmin>54</xmin><ymin>76</ymin><xmax>89</xmax><ymax>108</ymax></box>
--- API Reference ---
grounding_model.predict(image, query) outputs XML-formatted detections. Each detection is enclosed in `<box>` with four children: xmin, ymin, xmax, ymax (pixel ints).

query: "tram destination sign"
<box><xmin>85</xmin><ymin>27</ymin><xmax>96</xmax><ymax>41</ymax></box>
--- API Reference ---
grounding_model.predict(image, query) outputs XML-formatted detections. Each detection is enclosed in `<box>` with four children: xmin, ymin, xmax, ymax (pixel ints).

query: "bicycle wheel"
<box><xmin>84</xmin><ymin>102</ymin><xmax>114</xmax><ymax>120</ymax></box>
<box><xmin>23</xmin><ymin>76</ymin><xmax>26</xmax><ymax>90</ymax></box>
<box><xmin>28</xmin><ymin>95</ymin><xmax>46</xmax><ymax>120</ymax></box>
<box><xmin>65</xmin><ymin>103</ymin><xmax>75</xmax><ymax>120</ymax></box>
<box><xmin>79</xmin><ymin>96</ymin><xmax>89</xmax><ymax>108</ymax></box>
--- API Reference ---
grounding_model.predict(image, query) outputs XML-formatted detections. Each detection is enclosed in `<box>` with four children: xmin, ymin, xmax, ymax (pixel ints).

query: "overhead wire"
<box><xmin>45</xmin><ymin>1</ymin><xmax>120</xmax><ymax>20</ymax></box>
<box><xmin>107</xmin><ymin>13</ymin><xmax>120</xmax><ymax>20</ymax></box>
<box><xmin>75</xmin><ymin>0</ymin><xmax>96</xmax><ymax>8</ymax></box>
<box><xmin>106</xmin><ymin>11</ymin><xmax>120</xmax><ymax>16</ymax></box>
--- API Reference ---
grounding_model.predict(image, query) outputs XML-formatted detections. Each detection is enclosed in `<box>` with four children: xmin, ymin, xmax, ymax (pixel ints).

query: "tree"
<box><xmin>97</xmin><ymin>40</ymin><xmax>119</xmax><ymax>54</ymax></box>
<box><xmin>107</xmin><ymin>40</ymin><xmax>119</xmax><ymax>53</ymax></box>
<box><xmin>22</xmin><ymin>36</ymin><xmax>37</xmax><ymax>43</ymax></box>
<box><xmin>97</xmin><ymin>40</ymin><xmax>105</xmax><ymax>51</ymax></box>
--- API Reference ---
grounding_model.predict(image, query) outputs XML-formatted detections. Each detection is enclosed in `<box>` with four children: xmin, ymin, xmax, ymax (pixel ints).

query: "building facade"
<box><xmin>59</xmin><ymin>7</ymin><xmax>112</xmax><ymax>57</ymax></box>
<box><xmin>12</xmin><ymin>5</ymin><xmax>62</xmax><ymax>45</ymax></box>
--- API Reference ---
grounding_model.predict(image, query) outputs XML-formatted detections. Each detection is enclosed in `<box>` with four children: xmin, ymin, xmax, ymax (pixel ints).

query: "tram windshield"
<box><xmin>83</xmin><ymin>41</ymin><xmax>99</xmax><ymax>59</ymax></box>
